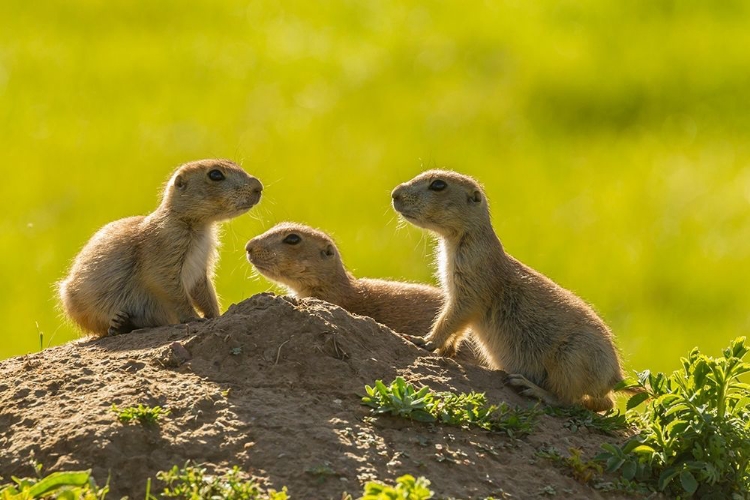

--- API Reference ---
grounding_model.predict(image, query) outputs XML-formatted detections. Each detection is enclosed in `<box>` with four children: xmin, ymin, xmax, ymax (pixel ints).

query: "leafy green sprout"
<box><xmin>360</xmin><ymin>474</ymin><xmax>433</xmax><ymax>500</ymax></box>
<box><xmin>362</xmin><ymin>377</ymin><xmax>540</xmax><ymax>437</ymax></box>
<box><xmin>596</xmin><ymin>336</ymin><xmax>750</xmax><ymax>498</ymax></box>
<box><xmin>537</xmin><ymin>447</ymin><xmax>603</xmax><ymax>484</ymax></box>
<box><xmin>111</xmin><ymin>404</ymin><xmax>169</xmax><ymax>425</ymax></box>
<box><xmin>155</xmin><ymin>463</ymin><xmax>287</xmax><ymax>500</ymax></box>
<box><xmin>0</xmin><ymin>468</ymin><xmax>108</xmax><ymax>500</ymax></box>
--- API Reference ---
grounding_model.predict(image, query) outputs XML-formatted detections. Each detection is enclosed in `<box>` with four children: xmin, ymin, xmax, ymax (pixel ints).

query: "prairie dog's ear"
<box><xmin>469</xmin><ymin>190</ymin><xmax>482</xmax><ymax>204</ymax></box>
<box><xmin>174</xmin><ymin>174</ymin><xmax>187</xmax><ymax>190</ymax></box>
<box><xmin>321</xmin><ymin>244</ymin><xmax>335</xmax><ymax>258</ymax></box>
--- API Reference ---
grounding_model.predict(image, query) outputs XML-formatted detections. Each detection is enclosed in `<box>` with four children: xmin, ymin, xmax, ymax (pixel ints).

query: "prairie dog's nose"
<box><xmin>245</xmin><ymin>240</ymin><xmax>255</xmax><ymax>253</ymax></box>
<box><xmin>249</xmin><ymin>177</ymin><xmax>263</xmax><ymax>195</ymax></box>
<box><xmin>391</xmin><ymin>185</ymin><xmax>404</xmax><ymax>201</ymax></box>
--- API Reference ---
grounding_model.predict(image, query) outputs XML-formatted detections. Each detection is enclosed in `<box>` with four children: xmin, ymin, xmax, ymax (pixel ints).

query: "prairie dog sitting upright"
<box><xmin>392</xmin><ymin>170</ymin><xmax>625</xmax><ymax>411</ymax></box>
<box><xmin>59</xmin><ymin>159</ymin><xmax>263</xmax><ymax>337</ymax></box>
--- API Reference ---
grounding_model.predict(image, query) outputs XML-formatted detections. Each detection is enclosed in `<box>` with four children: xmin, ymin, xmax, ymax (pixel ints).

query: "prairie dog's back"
<box><xmin>59</xmin><ymin>217</ymin><xmax>144</xmax><ymax>333</ymax></box>
<box><xmin>246</xmin><ymin>223</ymin><xmax>443</xmax><ymax>337</ymax></box>
<box><xmin>353</xmin><ymin>278</ymin><xmax>443</xmax><ymax>337</ymax></box>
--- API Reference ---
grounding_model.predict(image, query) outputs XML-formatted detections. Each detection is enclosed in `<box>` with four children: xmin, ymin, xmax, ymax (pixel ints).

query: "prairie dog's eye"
<box><xmin>428</xmin><ymin>179</ymin><xmax>447</xmax><ymax>191</ymax></box>
<box><xmin>208</xmin><ymin>169</ymin><xmax>225</xmax><ymax>181</ymax></box>
<box><xmin>282</xmin><ymin>234</ymin><xmax>301</xmax><ymax>245</ymax></box>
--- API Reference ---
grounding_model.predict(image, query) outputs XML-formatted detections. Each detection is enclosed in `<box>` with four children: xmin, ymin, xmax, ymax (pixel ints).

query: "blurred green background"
<box><xmin>1</xmin><ymin>0</ymin><xmax>748</xmax><ymax>375</ymax></box>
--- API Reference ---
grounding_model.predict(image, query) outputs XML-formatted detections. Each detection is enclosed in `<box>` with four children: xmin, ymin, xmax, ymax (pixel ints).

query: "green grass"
<box><xmin>1</xmin><ymin>0</ymin><xmax>748</xmax><ymax>378</ymax></box>
<box><xmin>1</xmin><ymin>464</ymin><xmax>432</xmax><ymax>500</ymax></box>
<box><xmin>363</xmin><ymin>377</ymin><xmax>541</xmax><ymax>438</ymax></box>
<box><xmin>0</xmin><ymin>463</ymin><xmax>286</xmax><ymax>500</ymax></box>
<box><xmin>156</xmin><ymin>464</ymin><xmax>287</xmax><ymax>500</ymax></box>
<box><xmin>111</xmin><ymin>404</ymin><xmax>169</xmax><ymax>426</ymax></box>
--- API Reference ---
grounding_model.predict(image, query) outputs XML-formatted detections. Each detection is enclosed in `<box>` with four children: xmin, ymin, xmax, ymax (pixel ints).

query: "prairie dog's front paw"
<box><xmin>400</xmin><ymin>334</ymin><xmax>439</xmax><ymax>353</ymax></box>
<box><xmin>423</xmin><ymin>341</ymin><xmax>439</xmax><ymax>352</ymax></box>
<box><xmin>436</xmin><ymin>343</ymin><xmax>457</xmax><ymax>358</ymax></box>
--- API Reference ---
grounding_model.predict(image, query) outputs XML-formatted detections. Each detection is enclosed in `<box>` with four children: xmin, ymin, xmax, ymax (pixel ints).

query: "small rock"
<box><xmin>158</xmin><ymin>342</ymin><xmax>192</xmax><ymax>367</ymax></box>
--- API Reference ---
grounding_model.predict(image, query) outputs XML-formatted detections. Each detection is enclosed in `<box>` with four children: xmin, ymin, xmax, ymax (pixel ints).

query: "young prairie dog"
<box><xmin>392</xmin><ymin>170</ymin><xmax>625</xmax><ymax>411</ymax></box>
<box><xmin>245</xmin><ymin>222</ymin><xmax>458</xmax><ymax>342</ymax></box>
<box><xmin>59</xmin><ymin>159</ymin><xmax>263</xmax><ymax>337</ymax></box>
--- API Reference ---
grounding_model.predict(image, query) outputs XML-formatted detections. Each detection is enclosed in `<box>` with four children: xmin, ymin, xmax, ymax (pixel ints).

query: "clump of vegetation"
<box><xmin>542</xmin><ymin>406</ymin><xmax>628</xmax><ymax>435</ymax></box>
<box><xmin>305</xmin><ymin>462</ymin><xmax>339</xmax><ymax>484</ymax></box>
<box><xmin>111</xmin><ymin>404</ymin><xmax>169</xmax><ymax>426</ymax></box>
<box><xmin>155</xmin><ymin>463</ymin><xmax>287</xmax><ymax>500</ymax></box>
<box><xmin>597</xmin><ymin>337</ymin><xmax>750</xmax><ymax>498</ymax></box>
<box><xmin>0</xmin><ymin>462</ymin><xmax>108</xmax><ymax>499</ymax></box>
<box><xmin>362</xmin><ymin>377</ymin><xmax>539</xmax><ymax>437</ymax></box>
<box><xmin>356</xmin><ymin>474</ymin><xmax>433</xmax><ymax>500</ymax></box>
<box><xmin>536</xmin><ymin>447</ymin><xmax>602</xmax><ymax>484</ymax></box>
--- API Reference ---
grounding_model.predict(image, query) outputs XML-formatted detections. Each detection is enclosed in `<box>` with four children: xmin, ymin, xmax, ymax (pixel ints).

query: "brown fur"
<box><xmin>245</xmin><ymin>222</ymin><xmax>483</xmax><ymax>364</ymax></box>
<box><xmin>392</xmin><ymin>169</ymin><xmax>624</xmax><ymax>411</ymax></box>
<box><xmin>59</xmin><ymin>159</ymin><xmax>263</xmax><ymax>337</ymax></box>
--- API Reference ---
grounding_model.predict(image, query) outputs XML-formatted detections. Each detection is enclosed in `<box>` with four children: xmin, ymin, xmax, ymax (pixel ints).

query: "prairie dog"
<box><xmin>59</xmin><ymin>159</ymin><xmax>263</xmax><ymax>337</ymax></box>
<box><xmin>245</xmin><ymin>222</ymin><xmax>479</xmax><ymax>361</ymax></box>
<box><xmin>391</xmin><ymin>170</ymin><xmax>624</xmax><ymax>411</ymax></box>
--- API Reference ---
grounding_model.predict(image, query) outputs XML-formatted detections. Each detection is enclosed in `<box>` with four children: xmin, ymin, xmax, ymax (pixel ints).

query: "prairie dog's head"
<box><xmin>245</xmin><ymin>222</ymin><xmax>347</xmax><ymax>295</ymax></box>
<box><xmin>163</xmin><ymin>159</ymin><xmax>263</xmax><ymax>223</ymax></box>
<box><xmin>391</xmin><ymin>169</ymin><xmax>490</xmax><ymax>238</ymax></box>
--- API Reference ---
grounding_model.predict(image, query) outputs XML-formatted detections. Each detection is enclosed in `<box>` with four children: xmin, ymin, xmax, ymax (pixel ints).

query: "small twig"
<box><xmin>332</xmin><ymin>333</ymin><xmax>344</xmax><ymax>359</ymax></box>
<box><xmin>275</xmin><ymin>338</ymin><xmax>291</xmax><ymax>365</ymax></box>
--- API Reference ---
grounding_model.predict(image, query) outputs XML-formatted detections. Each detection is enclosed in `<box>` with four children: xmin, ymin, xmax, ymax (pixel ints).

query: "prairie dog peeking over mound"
<box><xmin>392</xmin><ymin>169</ymin><xmax>625</xmax><ymax>411</ymax></box>
<box><xmin>245</xmin><ymin>222</ymin><xmax>480</xmax><ymax>363</ymax></box>
<box><xmin>59</xmin><ymin>159</ymin><xmax>263</xmax><ymax>337</ymax></box>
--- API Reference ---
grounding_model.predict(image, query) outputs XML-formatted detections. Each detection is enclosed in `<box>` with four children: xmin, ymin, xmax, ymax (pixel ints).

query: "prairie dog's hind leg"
<box><xmin>108</xmin><ymin>311</ymin><xmax>135</xmax><ymax>336</ymax></box>
<box><xmin>583</xmin><ymin>394</ymin><xmax>615</xmax><ymax>412</ymax></box>
<box><xmin>436</xmin><ymin>329</ymin><xmax>469</xmax><ymax>358</ymax></box>
<box><xmin>506</xmin><ymin>374</ymin><xmax>562</xmax><ymax>407</ymax></box>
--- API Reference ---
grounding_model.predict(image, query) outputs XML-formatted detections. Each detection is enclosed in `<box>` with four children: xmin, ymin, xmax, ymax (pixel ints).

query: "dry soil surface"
<box><xmin>0</xmin><ymin>293</ymin><xmax>634</xmax><ymax>499</ymax></box>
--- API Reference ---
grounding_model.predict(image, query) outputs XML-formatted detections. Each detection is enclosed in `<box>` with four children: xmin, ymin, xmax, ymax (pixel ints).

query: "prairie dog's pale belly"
<box><xmin>181</xmin><ymin>228</ymin><xmax>217</xmax><ymax>290</ymax></box>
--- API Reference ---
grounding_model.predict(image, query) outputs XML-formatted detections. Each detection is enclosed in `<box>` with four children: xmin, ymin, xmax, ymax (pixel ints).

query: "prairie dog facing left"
<box><xmin>59</xmin><ymin>159</ymin><xmax>263</xmax><ymax>337</ymax></box>
<box><xmin>392</xmin><ymin>169</ymin><xmax>625</xmax><ymax>411</ymax></box>
<box><xmin>245</xmin><ymin>222</ymin><xmax>481</xmax><ymax>365</ymax></box>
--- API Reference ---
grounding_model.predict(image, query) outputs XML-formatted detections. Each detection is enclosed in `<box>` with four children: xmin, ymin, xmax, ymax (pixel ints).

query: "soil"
<box><xmin>0</xmin><ymin>293</ymin><xmax>634</xmax><ymax>499</ymax></box>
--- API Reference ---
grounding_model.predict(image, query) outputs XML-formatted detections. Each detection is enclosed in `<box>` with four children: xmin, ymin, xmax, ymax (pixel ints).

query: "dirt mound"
<box><xmin>0</xmin><ymin>293</ymin><xmax>629</xmax><ymax>499</ymax></box>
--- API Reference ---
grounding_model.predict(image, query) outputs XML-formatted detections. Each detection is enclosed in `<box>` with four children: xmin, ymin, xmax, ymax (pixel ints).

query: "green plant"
<box><xmin>362</xmin><ymin>377</ymin><xmax>539</xmax><ymax>437</ymax></box>
<box><xmin>363</xmin><ymin>378</ymin><xmax>435</xmax><ymax>422</ymax></box>
<box><xmin>155</xmin><ymin>464</ymin><xmax>287</xmax><ymax>500</ymax></box>
<box><xmin>565</xmin><ymin>448</ymin><xmax>603</xmax><ymax>484</ymax></box>
<box><xmin>0</xmin><ymin>466</ymin><xmax>108</xmax><ymax>500</ymax></box>
<box><xmin>542</xmin><ymin>406</ymin><xmax>628</xmax><ymax>435</ymax></box>
<box><xmin>597</xmin><ymin>337</ymin><xmax>750</xmax><ymax>498</ymax></box>
<box><xmin>111</xmin><ymin>404</ymin><xmax>169</xmax><ymax>426</ymax></box>
<box><xmin>360</xmin><ymin>474</ymin><xmax>432</xmax><ymax>500</ymax></box>
<box><xmin>305</xmin><ymin>462</ymin><xmax>339</xmax><ymax>484</ymax></box>
<box><xmin>536</xmin><ymin>447</ymin><xmax>602</xmax><ymax>485</ymax></box>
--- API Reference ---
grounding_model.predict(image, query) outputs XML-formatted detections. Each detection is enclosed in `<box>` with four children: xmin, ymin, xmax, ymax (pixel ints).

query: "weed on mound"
<box><xmin>598</xmin><ymin>337</ymin><xmax>750</xmax><ymax>498</ymax></box>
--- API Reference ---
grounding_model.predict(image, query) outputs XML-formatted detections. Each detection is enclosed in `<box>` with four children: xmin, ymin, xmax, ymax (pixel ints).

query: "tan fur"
<box><xmin>59</xmin><ymin>159</ymin><xmax>263</xmax><ymax>337</ymax></box>
<box><xmin>391</xmin><ymin>170</ymin><xmax>624</xmax><ymax>411</ymax></box>
<box><xmin>245</xmin><ymin>223</ymin><xmax>483</xmax><ymax>364</ymax></box>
